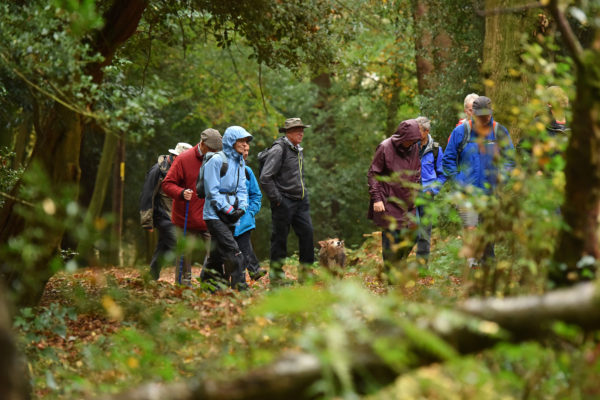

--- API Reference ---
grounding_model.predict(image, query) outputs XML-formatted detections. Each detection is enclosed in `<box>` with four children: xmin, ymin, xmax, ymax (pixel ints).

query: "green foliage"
<box><xmin>13</xmin><ymin>303</ymin><xmax>77</xmax><ymax>343</ymax></box>
<box><xmin>0</xmin><ymin>163</ymin><xmax>110</xmax><ymax>304</ymax></box>
<box><xmin>0</xmin><ymin>146</ymin><xmax>24</xmax><ymax>208</ymax></box>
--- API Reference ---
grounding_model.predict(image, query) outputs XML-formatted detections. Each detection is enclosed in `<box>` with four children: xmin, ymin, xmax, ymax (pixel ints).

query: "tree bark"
<box><xmin>0</xmin><ymin>282</ymin><xmax>30</xmax><ymax>400</ymax></box>
<box><xmin>412</xmin><ymin>1</ymin><xmax>434</xmax><ymax>94</ymax></box>
<box><xmin>482</xmin><ymin>0</ymin><xmax>538</xmax><ymax>142</ymax></box>
<box><xmin>552</xmin><ymin>27</ymin><xmax>600</xmax><ymax>283</ymax></box>
<box><xmin>84</xmin><ymin>131</ymin><xmax>119</xmax><ymax>226</ymax></box>
<box><xmin>110</xmin><ymin>134</ymin><xmax>125</xmax><ymax>266</ymax></box>
<box><xmin>94</xmin><ymin>282</ymin><xmax>600</xmax><ymax>400</ymax></box>
<box><xmin>12</xmin><ymin>116</ymin><xmax>32</xmax><ymax>169</ymax></box>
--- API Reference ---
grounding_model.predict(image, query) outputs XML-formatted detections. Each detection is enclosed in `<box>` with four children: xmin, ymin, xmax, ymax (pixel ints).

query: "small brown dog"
<box><xmin>318</xmin><ymin>238</ymin><xmax>346</xmax><ymax>277</ymax></box>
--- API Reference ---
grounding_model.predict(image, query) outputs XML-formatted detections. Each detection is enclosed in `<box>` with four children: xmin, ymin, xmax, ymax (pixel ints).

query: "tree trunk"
<box><xmin>411</xmin><ymin>0</ymin><xmax>483</xmax><ymax>141</ymax></box>
<box><xmin>0</xmin><ymin>102</ymin><xmax>83</xmax><ymax>306</ymax></box>
<box><xmin>110</xmin><ymin>134</ymin><xmax>125</xmax><ymax>266</ymax></box>
<box><xmin>0</xmin><ymin>0</ymin><xmax>147</xmax><ymax>307</ymax></box>
<box><xmin>85</xmin><ymin>131</ymin><xmax>119</xmax><ymax>225</ymax></box>
<box><xmin>0</xmin><ymin>281</ymin><xmax>30</xmax><ymax>400</ymax></box>
<box><xmin>482</xmin><ymin>0</ymin><xmax>538</xmax><ymax>142</ymax></box>
<box><xmin>12</xmin><ymin>116</ymin><xmax>32</xmax><ymax>169</ymax></box>
<box><xmin>412</xmin><ymin>1</ymin><xmax>434</xmax><ymax>94</ymax></box>
<box><xmin>552</xmin><ymin>31</ymin><xmax>600</xmax><ymax>283</ymax></box>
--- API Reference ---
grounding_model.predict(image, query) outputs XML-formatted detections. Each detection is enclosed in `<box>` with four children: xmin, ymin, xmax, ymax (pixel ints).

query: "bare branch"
<box><xmin>258</xmin><ymin>63</ymin><xmax>269</xmax><ymax>116</ymax></box>
<box><xmin>547</xmin><ymin>0</ymin><xmax>584</xmax><ymax>63</ymax></box>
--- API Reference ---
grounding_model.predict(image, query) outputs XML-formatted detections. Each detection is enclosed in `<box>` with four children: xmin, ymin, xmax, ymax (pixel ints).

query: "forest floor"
<box><xmin>21</xmin><ymin>232</ymin><xmax>585</xmax><ymax>399</ymax></box>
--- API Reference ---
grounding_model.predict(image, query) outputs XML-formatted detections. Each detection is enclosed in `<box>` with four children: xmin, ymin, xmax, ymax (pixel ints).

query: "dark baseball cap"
<box><xmin>473</xmin><ymin>96</ymin><xmax>493</xmax><ymax>116</ymax></box>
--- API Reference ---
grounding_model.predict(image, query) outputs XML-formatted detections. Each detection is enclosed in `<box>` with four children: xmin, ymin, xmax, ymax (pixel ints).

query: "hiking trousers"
<box><xmin>416</xmin><ymin>205</ymin><xmax>432</xmax><ymax>261</ymax></box>
<box><xmin>149</xmin><ymin>216</ymin><xmax>176</xmax><ymax>280</ymax></box>
<box><xmin>382</xmin><ymin>228</ymin><xmax>415</xmax><ymax>266</ymax></box>
<box><xmin>203</xmin><ymin>219</ymin><xmax>246</xmax><ymax>289</ymax></box>
<box><xmin>180</xmin><ymin>229</ymin><xmax>211</xmax><ymax>285</ymax></box>
<box><xmin>270</xmin><ymin>196</ymin><xmax>314</xmax><ymax>277</ymax></box>
<box><xmin>235</xmin><ymin>230</ymin><xmax>261</xmax><ymax>275</ymax></box>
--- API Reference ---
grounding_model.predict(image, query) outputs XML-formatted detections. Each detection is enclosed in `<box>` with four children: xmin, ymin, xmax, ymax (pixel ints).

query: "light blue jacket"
<box><xmin>234</xmin><ymin>166</ymin><xmax>262</xmax><ymax>237</ymax></box>
<box><xmin>442</xmin><ymin>118</ymin><xmax>514</xmax><ymax>194</ymax></box>
<box><xmin>203</xmin><ymin>126</ymin><xmax>252</xmax><ymax>221</ymax></box>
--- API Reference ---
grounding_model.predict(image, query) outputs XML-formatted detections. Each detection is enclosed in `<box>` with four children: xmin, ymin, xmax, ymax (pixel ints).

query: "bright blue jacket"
<box><xmin>203</xmin><ymin>126</ymin><xmax>252</xmax><ymax>221</ymax></box>
<box><xmin>234</xmin><ymin>166</ymin><xmax>262</xmax><ymax>236</ymax></box>
<box><xmin>442</xmin><ymin>118</ymin><xmax>514</xmax><ymax>194</ymax></box>
<box><xmin>420</xmin><ymin>135</ymin><xmax>447</xmax><ymax>195</ymax></box>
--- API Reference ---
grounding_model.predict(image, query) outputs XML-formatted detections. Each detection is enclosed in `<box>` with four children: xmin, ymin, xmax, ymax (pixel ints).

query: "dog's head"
<box><xmin>318</xmin><ymin>238</ymin><xmax>345</xmax><ymax>258</ymax></box>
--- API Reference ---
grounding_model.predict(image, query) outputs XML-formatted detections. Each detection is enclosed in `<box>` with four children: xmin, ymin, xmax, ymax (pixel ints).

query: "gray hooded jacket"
<box><xmin>259</xmin><ymin>137</ymin><xmax>307</xmax><ymax>204</ymax></box>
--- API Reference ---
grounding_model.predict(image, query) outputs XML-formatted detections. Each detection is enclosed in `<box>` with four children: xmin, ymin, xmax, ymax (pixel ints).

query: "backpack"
<box><xmin>196</xmin><ymin>151</ymin><xmax>229</xmax><ymax>199</ymax></box>
<box><xmin>432</xmin><ymin>142</ymin><xmax>440</xmax><ymax>167</ymax></box>
<box><xmin>457</xmin><ymin>119</ymin><xmax>505</xmax><ymax>161</ymax></box>
<box><xmin>257</xmin><ymin>141</ymin><xmax>285</xmax><ymax>179</ymax></box>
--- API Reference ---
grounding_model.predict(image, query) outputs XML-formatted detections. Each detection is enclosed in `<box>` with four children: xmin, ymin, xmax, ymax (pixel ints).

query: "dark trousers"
<box><xmin>270</xmin><ymin>196</ymin><xmax>314</xmax><ymax>278</ymax></box>
<box><xmin>203</xmin><ymin>219</ymin><xmax>245</xmax><ymax>289</ymax></box>
<box><xmin>150</xmin><ymin>217</ymin><xmax>176</xmax><ymax>280</ymax></box>
<box><xmin>416</xmin><ymin>206</ymin><xmax>432</xmax><ymax>260</ymax></box>
<box><xmin>235</xmin><ymin>230</ymin><xmax>261</xmax><ymax>274</ymax></box>
<box><xmin>382</xmin><ymin>229</ymin><xmax>414</xmax><ymax>264</ymax></box>
<box><xmin>179</xmin><ymin>229</ymin><xmax>211</xmax><ymax>285</ymax></box>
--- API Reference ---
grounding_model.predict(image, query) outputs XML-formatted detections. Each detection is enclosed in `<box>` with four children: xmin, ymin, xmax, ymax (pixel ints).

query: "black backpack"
<box><xmin>432</xmin><ymin>142</ymin><xmax>440</xmax><ymax>167</ymax></box>
<box><xmin>196</xmin><ymin>151</ymin><xmax>229</xmax><ymax>199</ymax></box>
<box><xmin>257</xmin><ymin>141</ymin><xmax>285</xmax><ymax>179</ymax></box>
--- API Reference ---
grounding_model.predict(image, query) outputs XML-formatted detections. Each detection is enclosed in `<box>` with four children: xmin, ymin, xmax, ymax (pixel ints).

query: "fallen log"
<box><xmin>91</xmin><ymin>282</ymin><xmax>600</xmax><ymax>400</ymax></box>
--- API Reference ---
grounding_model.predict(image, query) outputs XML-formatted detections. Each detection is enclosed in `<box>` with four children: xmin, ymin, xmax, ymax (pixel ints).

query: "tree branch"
<box><xmin>547</xmin><ymin>0</ymin><xmax>584</xmax><ymax>64</ymax></box>
<box><xmin>461</xmin><ymin>282</ymin><xmax>600</xmax><ymax>337</ymax></box>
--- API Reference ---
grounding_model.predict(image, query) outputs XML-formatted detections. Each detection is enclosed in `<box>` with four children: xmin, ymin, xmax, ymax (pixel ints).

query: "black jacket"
<box><xmin>139</xmin><ymin>155</ymin><xmax>174</xmax><ymax>229</ymax></box>
<box><xmin>259</xmin><ymin>137</ymin><xmax>307</xmax><ymax>204</ymax></box>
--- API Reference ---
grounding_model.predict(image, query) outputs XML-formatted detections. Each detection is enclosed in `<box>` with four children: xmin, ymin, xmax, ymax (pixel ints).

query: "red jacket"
<box><xmin>367</xmin><ymin>119</ymin><xmax>422</xmax><ymax>229</ymax></box>
<box><xmin>162</xmin><ymin>144</ymin><xmax>207</xmax><ymax>231</ymax></box>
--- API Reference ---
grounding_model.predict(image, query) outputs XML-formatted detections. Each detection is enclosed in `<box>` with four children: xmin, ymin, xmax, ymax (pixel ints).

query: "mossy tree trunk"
<box><xmin>83</xmin><ymin>131</ymin><xmax>119</xmax><ymax>226</ymax></box>
<box><xmin>482</xmin><ymin>0</ymin><xmax>539</xmax><ymax>142</ymax></box>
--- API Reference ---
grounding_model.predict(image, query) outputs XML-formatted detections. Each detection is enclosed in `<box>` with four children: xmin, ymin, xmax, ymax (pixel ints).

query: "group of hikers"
<box><xmin>140</xmin><ymin>118</ymin><xmax>314</xmax><ymax>290</ymax></box>
<box><xmin>368</xmin><ymin>89</ymin><xmax>568</xmax><ymax>278</ymax></box>
<box><xmin>140</xmin><ymin>88</ymin><xmax>569</xmax><ymax>290</ymax></box>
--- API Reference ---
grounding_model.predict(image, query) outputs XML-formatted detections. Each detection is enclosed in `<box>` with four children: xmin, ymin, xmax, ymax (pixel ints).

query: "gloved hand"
<box><xmin>218</xmin><ymin>209</ymin><xmax>245</xmax><ymax>225</ymax></box>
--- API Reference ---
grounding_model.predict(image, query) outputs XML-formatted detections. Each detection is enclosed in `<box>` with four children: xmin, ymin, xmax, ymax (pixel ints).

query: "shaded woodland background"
<box><xmin>1</xmin><ymin>0</ymin><xmax>600</xmax><ymax>399</ymax></box>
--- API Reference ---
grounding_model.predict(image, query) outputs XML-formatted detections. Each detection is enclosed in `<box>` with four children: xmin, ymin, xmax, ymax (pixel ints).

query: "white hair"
<box><xmin>415</xmin><ymin>116</ymin><xmax>431</xmax><ymax>131</ymax></box>
<box><xmin>464</xmin><ymin>93</ymin><xmax>479</xmax><ymax>109</ymax></box>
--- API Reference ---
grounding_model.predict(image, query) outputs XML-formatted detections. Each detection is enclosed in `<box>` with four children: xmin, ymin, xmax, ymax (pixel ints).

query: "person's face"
<box><xmin>199</xmin><ymin>141</ymin><xmax>212</xmax><ymax>154</ymax></box>
<box><xmin>286</xmin><ymin>127</ymin><xmax>304</xmax><ymax>146</ymax></box>
<box><xmin>234</xmin><ymin>138</ymin><xmax>251</xmax><ymax>155</ymax></box>
<box><xmin>420</xmin><ymin>126</ymin><xmax>429</xmax><ymax>143</ymax></box>
<box><xmin>474</xmin><ymin>114</ymin><xmax>492</xmax><ymax>126</ymax></box>
<box><xmin>465</xmin><ymin>101</ymin><xmax>474</xmax><ymax>117</ymax></box>
<box><xmin>401</xmin><ymin>139</ymin><xmax>419</xmax><ymax>148</ymax></box>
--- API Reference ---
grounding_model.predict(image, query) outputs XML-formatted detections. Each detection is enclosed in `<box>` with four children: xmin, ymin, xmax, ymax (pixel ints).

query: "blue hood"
<box><xmin>223</xmin><ymin>126</ymin><xmax>253</xmax><ymax>161</ymax></box>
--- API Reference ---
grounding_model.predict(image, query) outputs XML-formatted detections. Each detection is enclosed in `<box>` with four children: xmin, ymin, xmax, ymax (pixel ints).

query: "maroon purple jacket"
<box><xmin>367</xmin><ymin>119</ymin><xmax>422</xmax><ymax>229</ymax></box>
